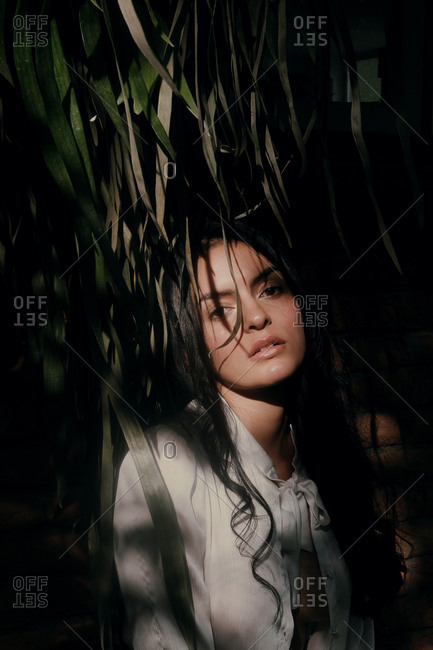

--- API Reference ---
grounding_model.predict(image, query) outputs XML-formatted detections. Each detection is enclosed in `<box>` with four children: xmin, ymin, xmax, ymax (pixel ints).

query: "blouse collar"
<box><xmin>220</xmin><ymin>397</ymin><xmax>303</xmax><ymax>478</ymax></box>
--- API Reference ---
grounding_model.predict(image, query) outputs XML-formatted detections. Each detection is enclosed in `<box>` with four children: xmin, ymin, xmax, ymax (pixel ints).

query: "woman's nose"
<box><xmin>242</xmin><ymin>297</ymin><xmax>269</xmax><ymax>331</ymax></box>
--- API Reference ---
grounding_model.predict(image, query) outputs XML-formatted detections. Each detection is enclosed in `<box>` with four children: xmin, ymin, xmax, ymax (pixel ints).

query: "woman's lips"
<box><xmin>249</xmin><ymin>336</ymin><xmax>285</xmax><ymax>359</ymax></box>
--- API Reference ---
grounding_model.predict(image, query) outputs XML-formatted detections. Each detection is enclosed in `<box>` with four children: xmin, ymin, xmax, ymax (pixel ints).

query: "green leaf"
<box><xmin>79</xmin><ymin>0</ymin><xmax>129</xmax><ymax>146</ymax></box>
<box><xmin>128</xmin><ymin>56</ymin><xmax>175</xmax><ymax>158</ymax></box>
<box><xmin>43</xmin><ymin>339</ymin><xmax>66</xmax><ymax>398</ymax></box>
<box><xmin>35</xmin><ymin>9</ymin><xmax>91</xmax><ymax>196</ymax></box>
<box><xmin>109</xmin><ymin>393</ymin><xmax>197</xmax><ymax>650</ymax></box>
<box><xmin>116</xmin><ymin>0</ymin><xmax>197</xmax><ymax>116</ymax></box>
<box><xmin>13</xmin><ymin>4</ymin><xmax>76</xmax><ymax>200</ymax></box>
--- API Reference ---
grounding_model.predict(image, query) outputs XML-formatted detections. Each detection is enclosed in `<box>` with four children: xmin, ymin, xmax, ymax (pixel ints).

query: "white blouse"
<box><xmin>113</xmin><ymin>404</ymin><xmax>374</xmax><ymax>649</ymax></box>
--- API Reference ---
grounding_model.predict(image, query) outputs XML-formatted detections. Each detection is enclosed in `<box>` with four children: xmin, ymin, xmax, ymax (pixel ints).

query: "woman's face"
<box><xmin>196</xmin><ymin>240</ymin><xmax>306</xmax><ymax>396</ymax></box>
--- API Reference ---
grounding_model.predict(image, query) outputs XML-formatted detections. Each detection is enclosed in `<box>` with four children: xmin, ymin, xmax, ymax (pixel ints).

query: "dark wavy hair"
<box><xmin>160</xmin><ymin>213</ymin><xmax>404</xmax><ymax>621</ymax></box>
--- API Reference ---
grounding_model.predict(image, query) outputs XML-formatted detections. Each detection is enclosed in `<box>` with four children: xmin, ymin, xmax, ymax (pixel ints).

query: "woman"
<box><xmin>113</xmin><ymin>216</ymin><xmax>403</xmax><ymax>649</ymax></box>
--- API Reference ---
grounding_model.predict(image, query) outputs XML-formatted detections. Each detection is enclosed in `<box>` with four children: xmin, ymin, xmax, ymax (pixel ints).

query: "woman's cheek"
<box><xmin>205</xmin><ymin>333</ymin><xmax>238</xmax><ymax>373</ymax></box>
<box><xmin>203</xmin><ymin>323</ymin><xmax>220</xmax><ymax>350</ymax></box>
<box><xmin>206</xmin><ymin>320</ymin><xmax>232</xmax><ymax>349</ymax></box>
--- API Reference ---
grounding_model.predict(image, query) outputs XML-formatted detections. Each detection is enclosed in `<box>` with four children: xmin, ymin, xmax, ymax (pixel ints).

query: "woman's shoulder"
<box><xmin>118</xmin><ymin>411</ymin><xmax>209</xmax><ymax>489</ymax></box>
<box><xmin>115</xmin><ymin>414</ymin><xmax>212</xmax><ymax>535</ymax></box>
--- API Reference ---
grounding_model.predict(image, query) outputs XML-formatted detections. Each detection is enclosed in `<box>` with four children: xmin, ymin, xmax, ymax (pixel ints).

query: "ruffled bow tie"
<box><xmin>288</xmin><ymin>475</ymin><xmax>331</xmax><ymax>529</ymax></box>
<box><xmin>268</xmin><ymin>470</ymin><xmax>331</xmax><ymax>554</ymax></box>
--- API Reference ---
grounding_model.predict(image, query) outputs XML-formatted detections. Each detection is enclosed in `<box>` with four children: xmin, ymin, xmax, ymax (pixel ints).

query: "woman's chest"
<box><xmin>197</xmin><ymin>468</ymin><xmax>352</xmax><ymax>649</ymax></box>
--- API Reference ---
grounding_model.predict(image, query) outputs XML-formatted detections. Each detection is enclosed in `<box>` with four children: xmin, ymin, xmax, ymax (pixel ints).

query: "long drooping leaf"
<box><xmin>250</xmin><ymin>88</ymin><xmax>292</xmax><ymax>245</ymax></box>
<box><xmin>94</xmin><ymin>385</ymin><xmax>115</xmax><ymax>649</ymax></box>
<box><xmin>330</xmin><ymin>0</ymin><xmax>402</xmax><ymax>273</ymax></box>
<box><xmin>33</xmin><ymin>8</ymin><xmax>137</xmax><ymax>304</ymax></box>
<box><xmin>276</xmin><ymin>0</ymin><xmax>307</xmax><ymax>177</ymax></box>
<box><xmin>154</xmin><ymin>55</ymin><xmax>174</xmax><ymax>233</ymax></box>
<box><xmin>116</xmin><ymin>0</ymin><xmax>197</xmax><ymax>116</ymax></box>
<box><xmin>52</xmin><ymin>19</ymin><xmax>99</xmax><ymax>201</ymax></box>
<box><xmin>109</xmin><ymin>393</ymin><xmax>197</xmax><ymax>650</ymax></box>
<box><xmin>79</xmin><ymin>1</ymin><xmax>130</xmax><ymax>147</ymax></box>
<box><xmin>13</xmin><ymin>5</ymin><xmax>75</xmax><ymax>201</ymax></box>
<box><xmin>128</xmin><ymin>56</ymin><xmax>175</xmax><ymax>159</ymax></box>
<box><xmin>36</xmin><ymin>7</ymin><xmax>92</xmax><ymax>195</ymax></box>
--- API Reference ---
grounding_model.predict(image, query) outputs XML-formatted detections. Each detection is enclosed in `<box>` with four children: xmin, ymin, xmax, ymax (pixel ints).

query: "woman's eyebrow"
<box><xmin>251</xmin><ymin>266</ymin><xmax>281</xmax><ymax>286</ymax></box>
<box><xmin>199</xmin><ymin>267</ymin><xmax>281</xmax><ymax>303</ymax></box>
<box><xmin>198</xmin><ymin>289</ymin><xmax>235</xmax><ymax>304</ymax></box>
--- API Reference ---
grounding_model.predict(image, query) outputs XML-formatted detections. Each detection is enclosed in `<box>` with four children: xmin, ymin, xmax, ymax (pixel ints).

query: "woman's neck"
<box><xmin>219</xmin><ymin>384</ymin><xmax>295</xmax><ymax>478</ymax></box>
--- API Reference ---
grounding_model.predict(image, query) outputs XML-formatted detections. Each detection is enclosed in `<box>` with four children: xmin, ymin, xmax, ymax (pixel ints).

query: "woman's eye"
<box><xmin>262</xmin><ymin>285</ymin><xmax>283</xmax><ymax>297</ymax></box>
<box><xmin>208</xmin><ymin>305</ymin><xmax>231</xmax><ymax>320</ymax></box>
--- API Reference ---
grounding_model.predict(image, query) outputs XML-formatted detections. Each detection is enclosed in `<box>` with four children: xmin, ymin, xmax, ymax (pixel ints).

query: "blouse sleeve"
<box><xmin>113</xmin><ymin>428</ymin><xmax>215</xmax><ymax>650</ymax></box>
